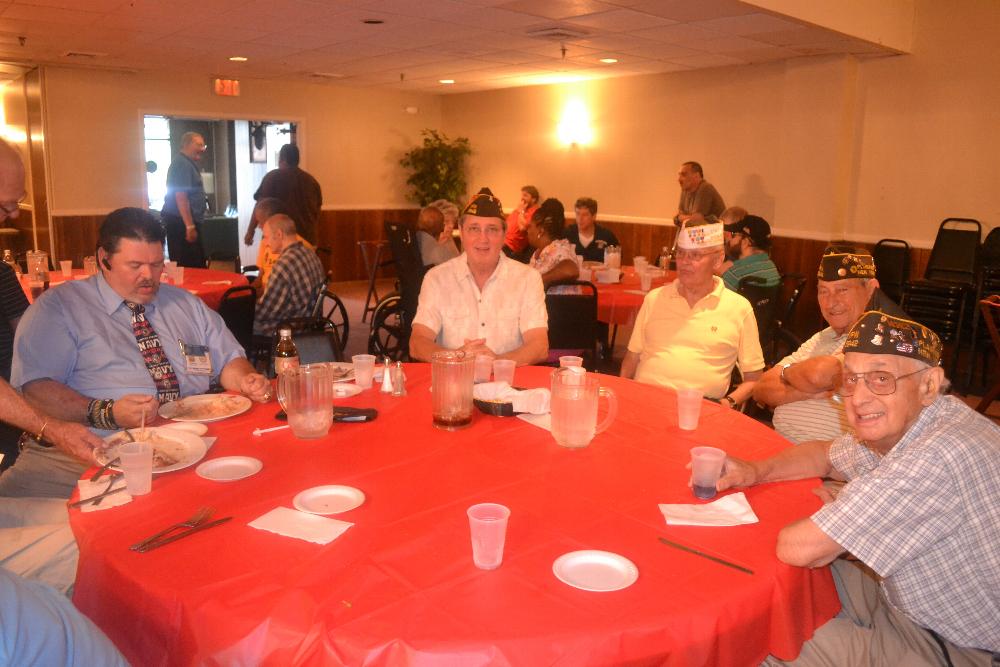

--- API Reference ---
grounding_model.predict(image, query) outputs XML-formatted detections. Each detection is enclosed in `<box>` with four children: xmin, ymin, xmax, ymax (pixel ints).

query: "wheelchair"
<box><xmin>367</xmin><ymin>220</ymin><xmax>429</xmax><ymax>361</ymax></box>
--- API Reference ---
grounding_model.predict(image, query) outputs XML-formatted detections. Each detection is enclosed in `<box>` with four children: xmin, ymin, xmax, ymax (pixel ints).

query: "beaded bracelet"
<box><xmin>86</xmin><ymin>399</ymin><xmax>118</xmax><ymax>430</ymax></box>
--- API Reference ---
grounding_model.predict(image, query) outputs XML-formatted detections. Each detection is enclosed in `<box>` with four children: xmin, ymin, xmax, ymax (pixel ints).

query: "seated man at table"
<box><xmin>719</xmin><ymin>214</ymin><xmax>780</xmax><ymax>291</ymax></box>
<box><xmin>753</xmin><ymin>248</ymin><xmax>909</xmax><ymax>444</ymax></box>
<box><xmin>410</xmin><ymin>187</ymin><xmax>548</xmax><ymax>365</ymax></box>
<box><xmin>565</xmin><ymin>197</ymin><xmax>619</xmax><ymax>263</ymax></box>
<box><xmin>243</xmin><ymin>197</ymin><xmax>286</xmax><ymax>292</ymax></box>
<box><xmin>416</xmin><ymin>203</ymin><xmax>460</xmax><ymax>268</ymax></box>
<box><xmin>719</xmin><ymin>312</ymin><xmax>999</xmax><ymax>666</ymax></box>
<box><xmin>621</xmin><ymin>222</ymin><xmax>764</xmax><ymax>408</ymax></box>
<box><xmin>3</xmin><ymin>207</ymin><xmax>271</xmax><ymax>500</ymax></box>
<box><xmin>252</xmin><ymin>213</ymin><xmax>325</xmax><ymax>337</ymax></box>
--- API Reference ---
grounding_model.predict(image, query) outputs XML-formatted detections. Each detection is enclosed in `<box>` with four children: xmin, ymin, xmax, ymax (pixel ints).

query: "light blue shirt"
<box><xmin>0</xmin><ymin>568</ymin><xmax>128</xmax><ymax>666</ymax></box>
<box><xmin>12</xmin><ymin>273</ymin><xmax>244</xmax><ymax>431</ymax></box>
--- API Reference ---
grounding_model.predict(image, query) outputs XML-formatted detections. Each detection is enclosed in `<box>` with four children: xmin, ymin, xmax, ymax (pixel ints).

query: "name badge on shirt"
<box><xmin>178</xmin><ymin>339</ymin><xmax>212</xmax><ymax>375</ymax></box>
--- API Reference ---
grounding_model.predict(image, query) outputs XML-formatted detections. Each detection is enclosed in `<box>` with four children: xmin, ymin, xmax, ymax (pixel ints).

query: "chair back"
<box><xmin>273</xmin><ymin>316</ymin><xmax>343</xmax><ymax>365</ymax></box>
<box><xmin>872</xmin><ymin>238</ymin><xmax>910</xmax><ymax>303</ymax></box>
<box><xmin>384</xmin><ymin>220</ymin><xmax>427</xmax><ymax>329</ymax></box>
<box><xmin>777</xmin><ymin>273</ymin><xmax>807</xmax><ymax>332</ymax></box>
<box><xmin>737</xmin><ymin>276</ymin><xmax>781</xmax><ymax>364</ymax></box>
<box><xmin>545</xmin><ymin>281</ymin><xmax>599</xmax><ymax>369</ymax></box>
<box><xmin>924</xmin><ymin>218</ymin><xmax>981</xmax><ymax>285</ymax></box>
<box><xmin>207</xmin><ymin>252</ymin><xmax>240</xmax><ymax>273</ymax></box>
<box><xmin>218</xmin><ymin>285</ymin><xmax>256</xmax><ymax>355</ymax></box>
<box><xmin>312</xmin><ymin>287</ymin><xmax>350</xmax><ymax>357</ymax></box>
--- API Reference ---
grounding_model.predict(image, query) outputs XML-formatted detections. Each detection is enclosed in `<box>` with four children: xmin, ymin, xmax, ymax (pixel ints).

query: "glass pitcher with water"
<box><xmin>278</xmin><ymin>363</ymin><xmax>333</xmax><ymax>439</ymax></box>
<box><xmin>25</xmin><ymin>250</ymin><xmax>49</xmax><ymax>299</ymax></box>
<box><xmin>431</xmin><ymin>350</ymin><xmax>475</xmax><ymax>430</ymax></box>
<box><xmin>550</xmin><ymin>367</ymin><xmax>618</xmax><ymax>448</ymax></box>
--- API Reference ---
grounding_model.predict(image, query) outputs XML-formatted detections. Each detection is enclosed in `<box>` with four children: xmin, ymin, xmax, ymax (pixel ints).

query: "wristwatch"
<box><xmin>779</xmin><ymin>363</ymin><xmax>793</xmax><ymax>385</ymax></box>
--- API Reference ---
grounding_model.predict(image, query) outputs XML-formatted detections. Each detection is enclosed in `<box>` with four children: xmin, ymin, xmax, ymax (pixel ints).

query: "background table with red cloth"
<box><xmin>21</xmin><ymin>267</ymin><xmax>247</xmax><ymax>311</ymax></box>
<box><xmin>69</xmin><ymin>365</ymin><xmax>838</xmax><ymax>666</ymax></box>
<box><xmin>595</xmin><ymin>266</ymin><xmax>675</xmax><ymax>326</ymax></box>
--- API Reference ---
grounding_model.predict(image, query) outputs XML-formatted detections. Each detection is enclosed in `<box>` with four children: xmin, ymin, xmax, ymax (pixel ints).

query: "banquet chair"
<box><xmin>217</xmin><ymin>285</ymin><xmax>257</xmax><ymax>358</ymax></box>
<box><xmin>901</xmin><ymin>218</ymin><xmax>981</xmax><ymax>380</ymax></box>
<box><xmin>772</xmin><ymin>273</ymin><xmax>807</xmax><ymax>364</ymax></box>
<box><xmin>962</xmin><ymin>227</ymin><xmax>1000</xmax><ymax>390</ymax></box>
<box><xmin>544</xmin><ymin>280</ymin><xmax>599</xmax><ymax>371</ymax></box>
<box><xmin>206</xmin><ymin>251</ymin><xmax>240</xmax><ymax>274</ymax></box>
<box><xmin>368</xmin><ymin>220</ymin><xmax>427</xmax><ymax>360</ymax></box>
<box><xmin>737</xmin><ymin>276</ymin><xmax>781</xmax><ymax>367</ymax></box>
<box><xmin>312</xmin><ymin>286</ymin><xmax>350</xmax><ymax>358</ymax></box>
<box><xmin>872</xmin><ymin>238</ymin><xmax>910</xmax><ymax>304</ymax></box>
<box><xmin>273</xmin><ymin>316</ymin><xmax>344</xmax><ymax>368</ymax></box>
<box><xmin>975</xmin><ymin>296</ymin><xmax>1000</xmax><ymax>414</ymax></box>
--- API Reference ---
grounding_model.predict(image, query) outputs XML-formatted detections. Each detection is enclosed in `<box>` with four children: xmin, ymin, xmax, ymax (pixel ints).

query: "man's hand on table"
<box><xmin>714</xmin><ymin>456</ymin><xmax>760</xmax><ymax>492</ymax></box>
<box><xmin>240</xmin><ymin>372</ymin><xmax>272</xmax><ymax>403</ymax></box>
<box><xmin>112</xmin><ymin>394</ymin><xmax>160</xmax><ymax>428</ymax></box>
<box><xmin>45</xmin><ymin>420</ymin><xmax>105</xmax><ymax>463</ymax></box>
<box><xmin>459</xmin><ymin>339</ymin><xmax>494</xmax><ymax>358</ymax></box>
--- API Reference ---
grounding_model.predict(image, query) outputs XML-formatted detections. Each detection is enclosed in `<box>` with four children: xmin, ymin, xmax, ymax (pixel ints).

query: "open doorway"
<box><xmin>142</xmin><ymin>115</ymin><xmax>294</xmax><ymax>268</ymax></box>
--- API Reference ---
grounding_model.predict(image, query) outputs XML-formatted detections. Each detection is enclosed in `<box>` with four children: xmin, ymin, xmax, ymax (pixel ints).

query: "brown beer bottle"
<box><xmin>273</xmin><ymin>328</ymin><xmax>300</xmax><ymax>376</ymax></box>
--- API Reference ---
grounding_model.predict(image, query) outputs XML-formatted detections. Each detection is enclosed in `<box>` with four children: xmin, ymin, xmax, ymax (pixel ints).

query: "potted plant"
<box><xmin>399</xmin><ymin>130</ymin><xmax>472</xmax><ymax>206</ymax></box>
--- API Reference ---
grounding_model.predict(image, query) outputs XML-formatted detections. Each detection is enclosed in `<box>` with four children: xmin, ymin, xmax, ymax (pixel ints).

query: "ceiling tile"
<box><xmin>667</xmin><ymin>52</ymin><xmax>745</xmax><ymax>68</ymax></box>
<box><xmin>690</xmin><ymin>12</ymin><xmax>805</xmax><ymax>37</ymax></box>
<box><xmin>496</xmin><ymin>0</ymin><xmax>620</xmax><ymax>21</ymax></box>
<box><xmin>564</xmin><ymin>7</ymin><xmax>675</xmax><ymax>32</ymax></box>
<box><xmin>627</xmin><ymin>0</ymin><xmax>754</xmax><ymax>23</ymax></box>
<box><xmin>632</xmin><ymin>23</ymin><xmax>726</xmax><ymax>45</ymax></box>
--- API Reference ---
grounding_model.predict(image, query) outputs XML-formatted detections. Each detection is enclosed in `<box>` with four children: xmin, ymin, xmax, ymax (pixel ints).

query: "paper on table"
<box><xmin>623</xmin><ymin>289</ymin><xmax>649</xmax><ymax>296</ymax></box>
<box><xmin>201</xmin><ymin>280</ymin><xmax>233</xmax><ymax>285</ymax></box>
<box><xmin>249</xmin><ymin>506</ymin><xmax>353</xmax><ymax>545</ymax></box>
<box><xmin>517</xmin><ymin>412</ymin><xmax>551</xmax><ymax>431</ymax></box>
<box><xmin>658</xmin><ymin>492</ymin><xmax>759</xmax><ymax>527</ymax></box>
<box><xmin>76</xmin><ymin>477</ymin><xmax>131</xmax><ymax>513</ymax></box>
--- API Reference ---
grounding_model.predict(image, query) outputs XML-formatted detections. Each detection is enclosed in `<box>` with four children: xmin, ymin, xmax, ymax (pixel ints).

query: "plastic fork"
<box><xmin>129</xmin><ymin>506</ymin><xmax>214</xmax><ymax>552</ymax></box>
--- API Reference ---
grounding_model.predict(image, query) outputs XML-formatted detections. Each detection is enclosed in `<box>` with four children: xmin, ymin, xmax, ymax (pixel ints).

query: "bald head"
<box><xmin>0</xmin><ymin>139</ymin><xmax>26</xmax><ymax>221</ymax></box>
<box><xmin>262</xmin><ymin>214</ymin><xmax>299</xmax><ymax>254</ymax></box>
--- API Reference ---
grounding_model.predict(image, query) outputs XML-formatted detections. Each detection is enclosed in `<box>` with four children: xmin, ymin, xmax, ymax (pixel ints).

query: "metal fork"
<box><xmin>129</xmin><ymin>506</ymin><xmax>214</xmax><ymax>552</ymax></box>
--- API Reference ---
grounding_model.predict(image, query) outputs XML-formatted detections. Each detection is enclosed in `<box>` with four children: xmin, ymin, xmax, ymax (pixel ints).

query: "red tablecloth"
<box><xmin>596</xmin><ymin>266</ymin><xmax>675</xmax><ymax>326</ymax></box>
<box><xmin>69</xmin><ymin>365</ymin><xmax>838</xmax><ymax>666</ymax></box>
<box><xmin>21</xmin><ymin>268</ymin><xmax>247</xmax><ymax>311</ymax></box>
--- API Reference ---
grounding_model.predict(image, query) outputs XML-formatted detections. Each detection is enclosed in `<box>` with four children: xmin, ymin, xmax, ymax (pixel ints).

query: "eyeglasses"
<box><xmin>464</xmin><ymin>224</ymin><xmax>503</xmax><ymax>237</ymax></box>
<box><xmin>675</xmin><ymin>249</ymin><xmax>719</xmax><ymax>262</ymax></box>
<box><xmin>839</xmin><ymin>367</ymin><xmax>930</xmax><ymax>396</ymax></box>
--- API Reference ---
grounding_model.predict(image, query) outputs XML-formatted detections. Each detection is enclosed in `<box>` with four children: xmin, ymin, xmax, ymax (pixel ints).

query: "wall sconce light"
<box><xmin>557</xmin><ymin>98</ymin><xmax>593</xmax><ymax>146</ymax></box>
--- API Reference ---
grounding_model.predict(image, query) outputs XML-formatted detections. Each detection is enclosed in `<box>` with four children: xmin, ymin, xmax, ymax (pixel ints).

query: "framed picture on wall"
<box><xmin>250</xmin><ymin>122</ymin><xmax>267</xmax><ymax>163</ymax></box>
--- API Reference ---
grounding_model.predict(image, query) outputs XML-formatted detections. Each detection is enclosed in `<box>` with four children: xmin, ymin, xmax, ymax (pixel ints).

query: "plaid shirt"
<box><xmin>813</xmin><ymin>396</ymin><xmax>1000</xmax><ymax>652</ymax></box>
<box><xmin>253</xmin><ymin>241</ymin><xmax>325</xmax><ymax>335</ymax></box>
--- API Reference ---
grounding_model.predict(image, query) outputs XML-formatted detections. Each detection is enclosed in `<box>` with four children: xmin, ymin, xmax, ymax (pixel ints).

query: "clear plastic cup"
<box><xmin>559</xmin><ymin>356</ymin><xmax>583</xmax><ymax>368</ymax></box>
<box><xmin>352</xmin><ymin>354</ymin><xmax>376</xmax><ymax>389</ymax></box>
<box><xmin>676</xmin><ymin>387</ymin><xmax>703</xmax><ymax>430</ymax></box>
<box><xmin>492</xmin><ymin>359</ymin><xmax>515</xmax><ymax>386</ymax></box>
<box><xmin>118</xmin><ymin>441</ymin><xmax>153</xmax><ymax>496</ymax></box>
<box><xmin>639</xmin><ymin>269</ymin><xmax>653</xmax><ymax>292</ymax></box>
<box><xmin>60</xmin><ymin>260</ymin><xmax>73</xmax><ymax>278</ymax></box>
<box><xmin>467</xmin><ymin>503</ymin><xmax>510</xmax><ymax>570</ymax></box>
<box><xmin>690</xmin><ymin>446</ymin><xmax>727</xmax><ymax>499</ymax></box>
<box><xmin>473</xmin><ymin>354</ymin><xmax>493</xmax><ymax>383</ymax></box>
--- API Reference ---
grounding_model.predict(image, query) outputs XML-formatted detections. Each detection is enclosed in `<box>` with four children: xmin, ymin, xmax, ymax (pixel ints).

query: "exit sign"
<box><xmin>213</xmin><ymin>78</ymin><xmax>240</xmax><ymax>96</ymax></box>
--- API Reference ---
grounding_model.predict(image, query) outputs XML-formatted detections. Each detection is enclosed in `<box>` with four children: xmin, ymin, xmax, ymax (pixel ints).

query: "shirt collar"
<box><xmin>458</xmin><ymin>251</ymin><xmax>507</xmax><ymax>287</ymax></box>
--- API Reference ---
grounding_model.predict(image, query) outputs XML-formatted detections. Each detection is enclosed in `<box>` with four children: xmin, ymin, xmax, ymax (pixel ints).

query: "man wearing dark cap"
<box><xmin>754</xmin><ymin>248</ymin><xmax>907</xmax><ymax>444</ymax></box>
<box><xmin>719</xmin><ymin>214</ymin><xmax>780</xmax><ymax>291</ymax></box>
<box><xmin>410</xmin><ymin>188</ymin><xmax>548</xmax><ymax>365</ymax></box>
<box><xmin>720</xmin><ymin>312</ymin><xmax>999</xmax><ymax>666</ymax></box>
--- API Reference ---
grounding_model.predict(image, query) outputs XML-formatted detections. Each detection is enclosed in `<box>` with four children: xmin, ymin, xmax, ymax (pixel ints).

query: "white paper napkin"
<box><xmin>473</xmin><ymin>381</ymin><xmax>550</xmax><ymax>414</ymax></box>
<box><xmin>623</xmin><ymin>289</ymin><xmax>648</xmax><ymax>296</ymax></box>
<box><xmin>658</xmin><ymin>491</ymin><xmax>759</xmax><ymax>527</ymax></box>
<box><xmin>517</xmin><ymin>412</ymin><xmax>552</xmax><ymax>431</ymax></box>
<box><xmin>249</xmin><ymin>506</ymin><xmax>353</xmax><ymax>545</ymax></box>
<box><xmin>201</xmin><ymin>280</ymin><xmax>233</xmax><ymax>285</ymax></box>
<box><xmin>76</xmin><ymin>476</ymin><xmax>132</xmax><ymax>513</ymax></box>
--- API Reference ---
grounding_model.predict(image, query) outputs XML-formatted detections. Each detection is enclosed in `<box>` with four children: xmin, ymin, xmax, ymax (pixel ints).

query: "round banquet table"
<box><xmin>69</xmin><ymin>365</ymin><xmax>839</xmax><ymax>667</ymax></box>
<box><xmin>595</xmin><ymin>266</ymin><xmax>675</xmax><ymax>326</ymax></box>
<box><xmin>21</xmin><ymin>267</ymin><xmax>246</xmax><ymax>311</ymax></box>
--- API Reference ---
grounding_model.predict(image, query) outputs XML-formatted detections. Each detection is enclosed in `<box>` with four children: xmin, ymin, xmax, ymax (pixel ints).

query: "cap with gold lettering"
<box><xmin>462</xmin><ymin>187</ymin><xmax>504</xmax><ymax>220</ymax></box>
<box><xmin>817</xmin><ymin>247</ymin><xmax>877</xmax><ymax>281</ymax></box>
<box><xmin>844</xmin><ymin>311</ymin><xmax>941</xmax><ymax>366</ymax></box>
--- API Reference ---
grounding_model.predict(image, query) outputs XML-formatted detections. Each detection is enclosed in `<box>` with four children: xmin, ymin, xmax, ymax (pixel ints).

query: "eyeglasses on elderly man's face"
<box><xmin>838</xmin><ymin>367</ymin><xmax>931</xmax><ymax>396</ymax></box>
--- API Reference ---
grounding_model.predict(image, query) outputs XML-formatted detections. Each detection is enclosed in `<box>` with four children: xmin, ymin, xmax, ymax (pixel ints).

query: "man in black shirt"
<box><xmin>565</xmin><ymin>197</ymin><xmax>619</xmax><ymax>263</ymax></box>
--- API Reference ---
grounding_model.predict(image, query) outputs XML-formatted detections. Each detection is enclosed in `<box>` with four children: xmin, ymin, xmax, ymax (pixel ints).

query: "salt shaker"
<box><xmin>380</xmin><ymin>357</ymin><xmax>394</xmax><ymax>393</ymax></box>
<box><xmin>391</xmin><ymin>361</ymin><xmax>406</xmax><ymax>397</ymax></box>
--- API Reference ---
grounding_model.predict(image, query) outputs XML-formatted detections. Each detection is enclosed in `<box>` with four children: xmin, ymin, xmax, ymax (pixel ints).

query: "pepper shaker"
<box><xmin>391</xmin><ymin>361</ymin><xmax>406</xmax><ymax>397</ymax></box>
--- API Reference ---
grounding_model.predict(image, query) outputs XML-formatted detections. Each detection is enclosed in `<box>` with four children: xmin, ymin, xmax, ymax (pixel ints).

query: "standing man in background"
<box><xmin>253</xmin><ymin>144</ymin><xmax>322</xmax><ymax>246</ymax></box>
<box><xmin>161</xmin><ymin>132</ymin><xmax>207</xmax><ymax>268</ymax></box>
<box><xmin>674</xmin><ymin>161</ymin><xmax>725</xmax><ymax>225</ymax></box>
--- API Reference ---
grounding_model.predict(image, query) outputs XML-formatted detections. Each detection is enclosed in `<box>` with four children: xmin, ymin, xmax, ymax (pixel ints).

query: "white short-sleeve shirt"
<box><xmin>413</xmin><ymin>253</ymin><xmax>547</xmax><ymax>355</ymax></box>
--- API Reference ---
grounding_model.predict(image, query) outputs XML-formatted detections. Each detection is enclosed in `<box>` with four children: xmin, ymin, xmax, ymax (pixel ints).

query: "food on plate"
<box><xmin>169</xmin><ymin>395</ymin><xmax>247</xmax><ymax>421</ymax></box>
<box><xmin>104</xmin><ymin>430</ymin><xmax>189</xmax><ymax>470</ymax></box>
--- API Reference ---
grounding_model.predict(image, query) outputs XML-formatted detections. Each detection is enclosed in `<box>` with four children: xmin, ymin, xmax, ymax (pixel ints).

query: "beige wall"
<box><xmin>442</xmin><ymin>0</ymin><xmax>998</xmax><ymax>248</ymax></box>
<box><xmin>41</xmin><ymin>68</ymin><xmax>442</xmax><ymax>214</ymax></box>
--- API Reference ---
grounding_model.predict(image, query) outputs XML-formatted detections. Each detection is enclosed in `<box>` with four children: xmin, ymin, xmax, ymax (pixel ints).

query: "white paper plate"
<box><xmin>328</xmin><ymin>362</ymin><xmax>355</xmax><ymax>383</ymax></box>
<box><xmin>552</xmin><ymin>550</ymin><xmax>638</xmax><ymax>592</ymax></box>
<box><xmin>158</xmin><ymin>394</ymin><xmax>252</xmax><ymax>422</ymax></box>
<box><xmin>293</xmin><ymin>485</ymin><xmax>365</xmax><ymax>515</ymax></box>
<box><xmin>332</xmin><ymin>383</ymin><xmax>363</xmax><ymax>398</ymax></box>
<box><xmin>98</xmin><ymin>427</ymin><xmax>207</xmax><ymax>474</ymax></box>
<box><xmin>196</xmin><ymin>456</ymin><xmax>262</xmax><ymax>482</ymax></box>
<box><xmin>161</xmin><ymin>421</ymin><xmax>209</xmax><ymax>436</ymax></box>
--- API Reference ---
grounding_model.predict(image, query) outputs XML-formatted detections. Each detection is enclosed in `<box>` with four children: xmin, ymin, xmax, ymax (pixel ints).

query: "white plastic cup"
<box><xmin>473</xmin><ymin>354</ymin><xmax>493</xmax><ymax>383</ymax></box>
<box><xmin>173</xmin><ymin>266</ymin><xmax>185</xmax><ymax>285</ymax></box>
<box><xmin>118</xmin><ymin>441</ymin><xmax>153</xmax><ymax>496</ymax></box>
<box><xmin>639</xmin><ymin>269</ymin><xmax>653</xmax><ymax>292</ymax></box>
<box><xmin>467</xmin><ymin>503</ymin><xmax>510</xmax><ymax>570</ymax></box>
<box><xmin>59</xmin><ymin>260</ymin><xmax>73</xmax><ymax>278</ymax></box>
<box><xmin>352</xmin><ymin>354</ymin><xmax>376</xmax><ymax>389</ymax></box>
<box><xmin>559</xmin><ymin>355</ymin><xmax>583</xmax><ymax>368</ymax></box>
<box><xmin>676</xmin><ymin>387</ymin><xmax>703</xmax><ymax>431</ymax></box>
<box><xmin>690</xmin><ymin>446</ymin><xmax>727</xmax><ymax>500</ymax></box>
<box><xmin>633</xmin><ymin>256</ymin><xmax>647</xmax><ymax>272</ymax></box>
<box><xmin>492</xmin><ymin>359</ymin><xmax>515</xmax><ymax>386</ymax></box>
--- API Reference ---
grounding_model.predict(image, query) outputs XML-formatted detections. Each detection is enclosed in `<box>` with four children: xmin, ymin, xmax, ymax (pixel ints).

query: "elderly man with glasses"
<box><xmin>621</xmin><ymin>222</ymin><xmax>764</xmax><ymax>409</ymax></box>
<box><xmin>409</xmin><ymin>187</ymin><xmax>548</xmax><ymax>365</ymax></box>
<box><xmin>718</xmin><ymin>311</ymin><xmax>999</xmax><ymax>666</ymax></box>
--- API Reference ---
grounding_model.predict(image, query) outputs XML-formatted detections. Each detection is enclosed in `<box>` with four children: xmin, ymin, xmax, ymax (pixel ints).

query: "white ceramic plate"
<box><xmin>332</xmin><ymin>383</ymin><xmax>364</xmax><ymax>398</ymax></box>
<box><xmin>293</xmin><ymin>485</ymin><xmax>365</xmax><ymax>515</ymax></box>
<box><xmin>158</xmin><ymin>394</ymin><xmax>252</xmax><ymax>422</ymax></box>
<box><xmin>161</xmin><ymin>421</ymin><xmax>209</xmax><ymax>436</ymax></box>
<box><xmin>196</xmin><ymin>456</ymin><xmax>262</xmax><ymax>482</ymax></box>
<box><xmin>97</xmin><ymin>427</ymin><xmax>207</xmax><ymax>474</ymax></box>
<box><xmin>552</xmin><ymin>550</ymin><xmax>639</xmax><ymax>592</ymax></box>
<box><xmin>328</xmin><ymin>362</ymin><xmax>355</xmax><ymax>383</ymax></box>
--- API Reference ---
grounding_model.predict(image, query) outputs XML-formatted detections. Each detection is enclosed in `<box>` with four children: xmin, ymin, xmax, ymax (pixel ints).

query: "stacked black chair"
<box><xmin>544</xmin><ymin>280</ymin><xmax>600</xmax><ymax>370</ymax></box>
<box><xmin>900</xmin><ymin>218</ymin><xmax>981</xmax><ymax>381</ymax></box>
<box><xmin>975</xmin><ymin>296</ymin><xmax>1000</xmax><ymax>414</ymax></box>
<box><xmin>367</xmin><ymin>220</ymin><xmax>428</xmax><ymax>361</ymax></box>
<box><xmin>217</xmin><ymin>285</ymin><xmax>257</xmax><ymax>358</ymax></box>
<box><xmin>872</xmin><ymin>238</ymin><xmax>910</xmax><ymax>304</ymax></box>
<box><xmin>206</xmin><ymin>251</ymin><xmax>241</xmax><ymax>273</ymax></box>
<box><xmin>737</xmin><ymin>276</ymin><xmax>782</xmax><ymax>367</ymax></box>
<box><xmin>963</xmin><ymin>227</ymin><xmax>1000</xmax><ymax>390</ymax></box>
